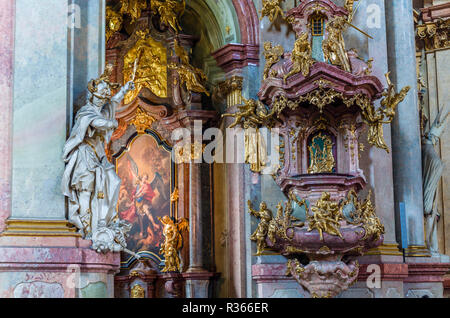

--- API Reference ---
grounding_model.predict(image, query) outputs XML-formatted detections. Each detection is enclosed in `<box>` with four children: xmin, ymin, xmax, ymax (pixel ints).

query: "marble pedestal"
<box><xmin>183</xmin><ymin>270</ymin><xmax>216</xmax><ymax>298</ymax></box>
<box><xmin>0</xmin><ymin>236</ymin><xmax>120</xmax><ymax>298</ymax></box>
<box><xmin>252</xmin><ymin>263</ymin><xmax>309</xmax><ymax>298</ymax></box>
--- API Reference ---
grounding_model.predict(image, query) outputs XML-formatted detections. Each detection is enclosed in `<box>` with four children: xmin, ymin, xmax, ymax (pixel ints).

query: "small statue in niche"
<box><xmin>263</xmin><ymin>41</ymin><xmax>284</xmax><ymax>80</ymax></box>
<box><xmin>248</xmin><ymin>200</ymin><xmax>273</xmax><ymax>255</ymax></box>
<box><xmin>284</xmin><ymin>32</ymin><xmax>315</xmax><ymax>82</ymax></box>
<box><xmin>130</xmin><ymin>284</ymin><xmax>145</xmax><ymax>298</ymax></box>
<box><xmin>422</xmin><ymin>107</ymin><xmax>449</xmax><ymax>255</ymax></box>
<box><xmin>61</xmin><ymin>65</ymin><xmax>136</xmax><ymax>253</ymax></box>
<box><xmin>158</xmin><ymin>215</ymin><xmax>189</xmax><ymax>272</ymax></box>
<box><xmin>307</xmin><ymin>132</ymin><xmax>335</xmax><ymax>174</ymax></box>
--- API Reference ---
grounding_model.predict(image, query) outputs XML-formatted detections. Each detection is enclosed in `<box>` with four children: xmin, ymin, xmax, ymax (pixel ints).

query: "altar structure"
<box><xmin>0</xmin><ymin>0</ymin><xmax>450</xmax><ymax>298</ymax></box>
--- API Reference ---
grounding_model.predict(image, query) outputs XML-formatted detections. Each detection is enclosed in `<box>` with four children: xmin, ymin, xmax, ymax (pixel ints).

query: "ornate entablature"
<box><xmin>416</xmin><ymin>3</ymin><xmax>450</xmax><ymax>52</ymax></box>
<box><xmin>226</xmin><ymin>0</ymin><xmax>410</xmax><ymax>298</ymax></box>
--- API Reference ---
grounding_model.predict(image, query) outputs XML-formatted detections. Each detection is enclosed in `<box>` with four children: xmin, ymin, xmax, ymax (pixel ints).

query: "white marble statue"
<box><xmin>422</xmin><ymin>106</ymin><xmax>449</xmax><ymax>255</ymax></box>
<box><xmin>61</xmin><ymin>67</ymin><xmax>135</xmax><ymax>254</ymax></box>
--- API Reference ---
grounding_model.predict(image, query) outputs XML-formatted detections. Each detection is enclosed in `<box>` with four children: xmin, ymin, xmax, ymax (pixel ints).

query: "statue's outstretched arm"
<box><xmin>91</xmin><ymin>118</ymin><xmax>116</xmax><ymax>131</ymax></box>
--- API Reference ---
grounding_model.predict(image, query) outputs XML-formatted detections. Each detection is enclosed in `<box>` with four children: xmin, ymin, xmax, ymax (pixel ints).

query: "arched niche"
<box><xmin>181</xmin><ymin>0</ymin><xmax>242</xmax><ymax>86</ymax></box>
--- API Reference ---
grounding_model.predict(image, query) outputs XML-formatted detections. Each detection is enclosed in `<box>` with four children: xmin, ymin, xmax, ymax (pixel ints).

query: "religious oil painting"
<box><xmin>116</xmin><ymin>133</ymin><xmax>173</xmax><ymax>262</ymax></box>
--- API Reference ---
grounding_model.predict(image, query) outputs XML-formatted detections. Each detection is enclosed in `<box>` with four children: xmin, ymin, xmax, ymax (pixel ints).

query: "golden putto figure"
<box><xmin>261</xmin><ymin>0</ymin><xmax>285</xmax><ymax>22</ymax></box>
<box><xmin>151</xmin><ymin>0</ymin><xmax>185</xmax><ymax>33</ymax></box>
<box><xmin>158</xmin><ymin>215</ymin><xmax>189</xmax><ymax>272</ymax></box>
<box><xmin>169</xmin><ymin>39</ymin><xmax>209</xmax><ymax>96</ymax></box>
<box><xmin>120</xmin><ymin>0</ymin><xmax>147</xmax><ymax>22</ymax></box>
<box><xmin>263</xmin><ymin>42</ymin><xmax>284</xmax><ymax>80</ymax></box>
<box><xmin>363</xmin><ymin>72</ymin><xmax>410</xmax><ymax>151</ymax></box>
<box><xmin>248</xmin><ymin>201</ymin><xmax>273</xmax><ymax>255</ymax></box>
<box><xmin>106</xmin><ymin>6</ymin><xmax>123</xmax><ymax>42</ymax></box>
<box><xmin>284</xmin><ymin>32</ymin><xmax>315</xmax><ymax>81</ymax></box>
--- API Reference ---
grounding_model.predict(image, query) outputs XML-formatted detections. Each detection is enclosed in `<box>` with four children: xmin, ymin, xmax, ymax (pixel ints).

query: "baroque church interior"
<box><xmin>0</xmin><ymin>0</ymin><xmax>450</xmax><ymax>299</ymax></box>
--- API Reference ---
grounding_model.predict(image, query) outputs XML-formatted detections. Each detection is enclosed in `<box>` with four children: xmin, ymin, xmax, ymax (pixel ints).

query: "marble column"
<box><xmin>352</xmin><ymin>0</ymin><xmax>403</xmax><ymax>263</ymax></box>
<box><xmin>386</xmin><ymin>0</ymin><xmax>428</xmax><ymax>256</ymax></box>
<box><xmin>178</xmin><ymin>111</ymin><xmax>216</xmax><ymax>298</ymax></box>
<box><xmin>0</xmin><ymin>0</ymin><xmax>15</xmax><ymax>232</ymax></box>
<box><xmin>0</xmin><ymin>0</ymin><xmax>119</xmax><ymax>298</ymax></box>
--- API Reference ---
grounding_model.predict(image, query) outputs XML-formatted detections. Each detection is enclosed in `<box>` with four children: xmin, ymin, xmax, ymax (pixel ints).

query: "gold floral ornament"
<box><xmin>261</xmin><ymin>0</ymin><xmax>285</xmax><ymax>22</ymax></box>
<box><xmin>106</xmin><ymin>6</ymin><xmax>123</xmax><ymax>43</ymax></box>
<box><xmin>263</xmin><ymin>42</ymin><xmax>284</xmax><ymax>80</ymax></box>
<box><xmin>123</xmin><ymin>29</ymin><xmax>167</xmax><ymax>104</ymax></box>
<box><xmin>284</xmin><ymin>32</ymin><xmax>315</xmax><ymax>82</ymax></box>
<box><xmin>169</xmin><ymin>39</ymin><xmax>209</xmax><ymax>96</ymax></box>
<box><xmin>307</xmin><ymin>192</ymin><xmax>343</xmax><ymax>241</ymax></box>
<box><xmin>248</xmin><ymin>201</ymin><xmax>273</xmax><ymax>255</ymax></box>
<box><xmin>151</xmin><ymin>0</ymin><xmax>185</xmax><ymax>34</ymax></box>
<box><xmin>130</xmin><ymin>107</ymin><xmax>156</xmax><ymax>134</ymax></box>
<box><xmin>158</xmin><ymin>215</ymin><xmax>189</xmax><ymax>272</ymax></box>
<box><xmin>120</xmin><ymin>0</ymin><xmax>147</xmax><ymax>23</ymax></box>
<box><xmin>307</xmin><ymin>132</ymin><xmax>335</xmax><ymax>174</ymax></box>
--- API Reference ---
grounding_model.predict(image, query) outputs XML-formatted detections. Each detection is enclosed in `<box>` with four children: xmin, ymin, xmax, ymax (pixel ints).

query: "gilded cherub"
<box><xmin>267</xmin><ymin>202</ymin><xmax>284</xmax><ymax>244</ymax></box>
<box><xmin>106</xmin><ymin>6</ymin><xmax>123</xmax><ymax>43</ymax></box>
<box><xmin>261</xmin><ymin>0</ymin><xmax>285</xmax><ymax>22</ymax></box>
<box><xmin>263</xmin><ymin>41</ymin><xmax>284</xmax><ymax>80</ymax></box>
<box><xmin>151</xmin><ymin>0</ymin><xmax>185</xmax><ymax>33</ymax></box>
<box><xmin>248</xmin><ymin>201</ymin><xmax>273</xmax><ymax>255</ymax></box>
<box><xmin>284</xmin><ymin>32</ymin><xmax>315</xmax><ymax>82</ymax></box>
<box><xmin>362</xmin><ymin>72</ymin><xmax>410</xmax><ymax>151</ymax></box>
<box><xmin>120</xmin><ymin>0</ymin><xmax>147</xmax><ymax>22</ymax></box>
<box><xmin>158</xmin><ymin>215</ymin><xmax>189</xmax><ymax>272</ymax></box>
<box><xmin>307</xmin><ymin>192</ymin><xmax>343</xmax><ymax>240</ymax></box>
<box><xmin>170</xmin><ymin>39</ymin><xmax>209</xmax><ymax>96</ymax></box>
<box><xmin>380</xmin><ymin>72</ymin><xmax>410</xmax><ymax>121</ymax></box>
<box><xmin>221</xmin><ymin>98</ymin><xmax>263</xmax><ymax>129</ymax></box>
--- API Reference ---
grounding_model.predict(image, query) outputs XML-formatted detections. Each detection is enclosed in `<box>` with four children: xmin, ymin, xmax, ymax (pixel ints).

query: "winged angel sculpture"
<box><xmin>158</xmin><ymin>216</ymin><xmax>189</xmax><ymax>272</ymax></box>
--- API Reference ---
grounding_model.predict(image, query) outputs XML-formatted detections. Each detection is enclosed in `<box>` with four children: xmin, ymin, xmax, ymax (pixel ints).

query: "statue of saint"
<box><xmin>422</xmin><ymin>107</ymin><xmax>449</xmax><ymax>255</ymax></box>
<box><xmin>62</xmin><ymin>65</ymin><xmax>135</xmax><ymax>253</ymax></box>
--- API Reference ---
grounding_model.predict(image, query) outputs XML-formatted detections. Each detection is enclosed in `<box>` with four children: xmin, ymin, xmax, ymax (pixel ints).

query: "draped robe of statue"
<box><xmin>62</xmin><ymin>80</ymin><xmax>133</xmax><ymax>246</ymax></box>
<box><xmin>422</xmin><ymin>137</ymin><xmax>444</xmax><ymax>254</ymax></box>
<box><xmin>421</xmin><ymin>108</ymin><xmax>449</xmax><ymax>254</ymax></box>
